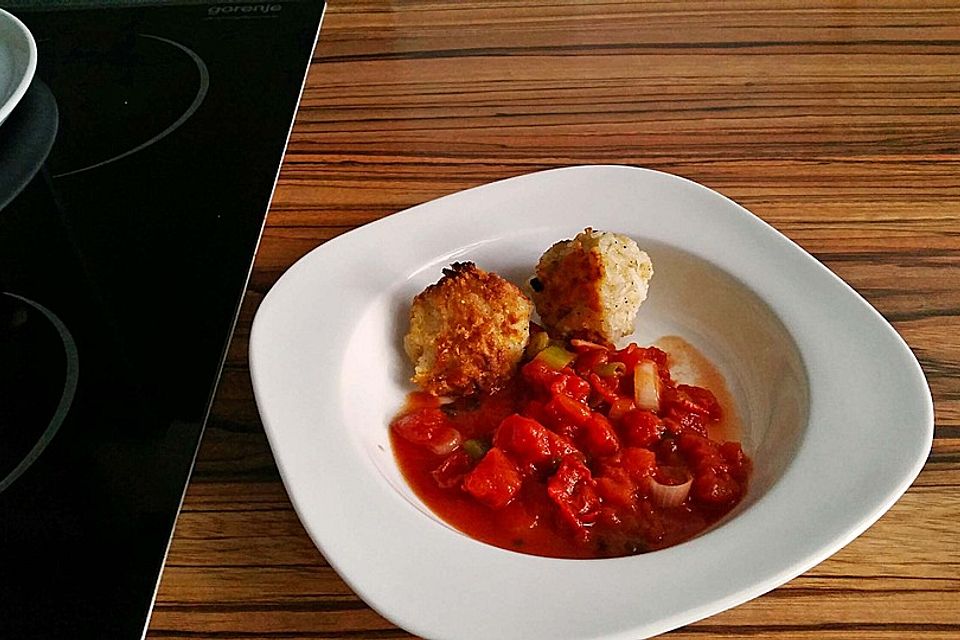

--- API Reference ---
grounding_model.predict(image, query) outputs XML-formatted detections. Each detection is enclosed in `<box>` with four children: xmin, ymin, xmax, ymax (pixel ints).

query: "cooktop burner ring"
<box><xmin>0</xmin><ymin>291</ymin><xmax>79</xmax><ymax>495</ymax></box>
<box><xmin>52</xmin><ymin>34</ymin><xmax>209</xmax><ymax>179</ymax></box>
<box><xmin>0</xmin><ymin>78</ymin><xmax>58</xmax><ymax>212</ymax></box>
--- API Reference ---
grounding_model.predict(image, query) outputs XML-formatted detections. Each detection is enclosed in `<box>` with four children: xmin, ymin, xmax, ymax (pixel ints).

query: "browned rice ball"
<box><xmin>404</xmin><ymin>262</ymin><xmax>533</xmax><ymax>397</ymax></box>
<box><xmin>530</xmin><ymin>228</ymin><xmax>653</xmax><ymax>344</ymax></box>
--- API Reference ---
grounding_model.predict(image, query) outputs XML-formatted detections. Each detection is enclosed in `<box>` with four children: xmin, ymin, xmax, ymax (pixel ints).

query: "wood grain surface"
<box><xmin>148</xmin><ymin>1</ymin><xmax>960</xmax><ymax>638</ymax></box>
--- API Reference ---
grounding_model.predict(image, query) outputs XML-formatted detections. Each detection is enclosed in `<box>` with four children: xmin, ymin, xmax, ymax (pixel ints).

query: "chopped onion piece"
<box><xmin>633</xmin><ymin>360</ymin><xmax>661</xmax><ymax>411</ymax></box>
<box><xmin>570</xmin><ymin>338</ymin><xmax>607</xmax><ymax>351</ymax></box>
<box><xmin>644</xmin><ymin>473</ymin><xmax>693</xmax><ymax>507</ymax></box>
<box><xmin>428</xmin><ymin>428</ymin><xmax>463</xmax><ymax>456</ymax></box>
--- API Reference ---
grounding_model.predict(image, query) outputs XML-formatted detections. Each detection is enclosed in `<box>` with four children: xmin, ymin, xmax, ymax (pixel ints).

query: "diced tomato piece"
<box><xmin>719</xmin><ymin>441</ymin><xmax>750</xmax><ymax>482</ymax></box>
<box><xmin>718</xmin><ymin>440</ymin><xmax>744</xmax><ymax>464</ymax></box>
<box><xmin>677</xmin><ymin>433</ymin><xmax>726</xmax><ymax>470</ymax></box>
<box><xmin>587</xmin><ymin>372</ymin><xmax>620</xmax><ymax>404</ymax></box>
<box><xmin>392</xmin><ymin>408</ymin><xmax>462</xmax><ymax>455</ymax></box>
<box><xmin>610</xmin><ymin>344</ymin><xmax>669</xmax><ymax>373</ymax></box>
<box><xmin>653</xmin><ymin>464</ymin><xmax>691</xmax><ymax>485</ymax></box>
<box><xmin>608</xmin><ymin>398</ymin><xmax>636</xmax><ymax>421</ymax></box>
<box><xmin>621</xmin><ymin>409</ymin><xmax>664</xmax><ymax>447</ymax></box>
<box><xmin>573</xmin><ymin>348</ymin><xmax>607</xmax><ymax>376</ymax></box>
<box><xmin>545</xmin><ymin>430</ymin><xmax>581</xmax><ymax>462</ymax></box>
<box><xmin>494</xmin><ymin>414</ymin><xmax>553</xmax><ymax>467</ymax></box>
<box><xmin>692</xmin><ymin>468</ymin><xmax>741</xmax><ymax>505</ymax></box>
<box><xmin>521</xmin><ymin>400</ymin><xmax>550</xmax><ymax>426</ymax></box>
<box><xmin>595</xmin><ymin>466</ymin><xmax>635</xmax><ymax>507</ymax></box>
<box><xmin>666</xmin><ymin>384</ymin><xmax>723</xmax><ymax>422</ymax></box>
<box><xmin>620</xmin><ymin>447</ymin><xmax>657</xmax><ymax>482</ymax></box>
<box><xmin>504</xmin><ymin>410</ymin><xmax>583</xmax><ymax>465</ymax></box>
<box><xmin>521</xmin><ymin>359</ymin><xmax>565</xmax><ymax>393</ymax></box>
<box><xmin>550</xmin><ymin>374</ymin><xmax>591</xmax><ymax>403</ymax></box>
<box><xmin>676</xmin><ymin>432</ymin><xmax>707</xmax><ymax>451</ymax></box>
<box><xmin>680</xmin><ymin>411</ymin><xmax>709</xmax><ymax>437</ymax></box>
<box><xmin>463</xmin><ymin>448</ymin><xmax>522</xmax><ymax>509</ymax></box>
<box><xmin>547</xmin><ymin>456</ymin><xmax>600</xmax><ymax>534</ymax></box>
<box><xmin>544</xmin><ymin>393</ymin><xmax>592</xmax><ymax>430</ymax></box>
<box><xmin>664</xmin><ymin>408</ymin><xmax>709</xmax><ymax>438</ymax></box>
<box><xmin>582</xmin><ymin>413</ymin><xmax>620</xmax><ymax>457</ymax></box>
<box><xmin>609</xmin><ymin>343</ymin><xmax>642</xmax><ymax>371</ymax></box>
<box><xmin>431</xmin><ymin>450</ymin><xmax>473</xmax><ymax>489</ymax></box>
<box><xmin>593</xmin><ymin>453</ymin><xmax>621</xmax><ymax>479</ymax></box>
<box><xmin>551</xmin><ymin>421</ymin><xmax>579</xmax><ymax>442</ymax></box>
<box><xmin>676</xmin><ymin>436</ymin><xmax>740</xmax><ymax>504</ymax></box>
<box><xmin>598</xmin><ymin>505</ymin><xmax>623</xmax><ymax>528</ymax></box>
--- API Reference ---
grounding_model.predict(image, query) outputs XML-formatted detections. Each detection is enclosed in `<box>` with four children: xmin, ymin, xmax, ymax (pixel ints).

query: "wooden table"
<box><xmin>148</xmin><ymin>1</ymin><xmax>960</xmax><ymax>638</ymax></box>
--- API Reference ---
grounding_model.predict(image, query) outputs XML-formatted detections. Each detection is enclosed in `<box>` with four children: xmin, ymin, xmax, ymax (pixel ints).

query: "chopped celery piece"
<box><xmin>525</xmin><ymin>331</ymin><xmax>550</xmax><ymax>359</ymax></box>
<box><xmin>534</xmin><ymin>344</ymin><xmax>576</xmax><ymax>370</ymax></box>
<box><xmin>463</xmin><ymin>439</ymin><xmax>491</xmax><ymax>460</ymax></box>
<box><xmin>595</xmin><ymin>362</ymin><xmax>626</xmax><ymax>377</ymax></box>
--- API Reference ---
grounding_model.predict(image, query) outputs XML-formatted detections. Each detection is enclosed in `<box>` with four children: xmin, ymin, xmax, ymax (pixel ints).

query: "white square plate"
<box><xmin>250</xmin><ymin>165</ymin><xmax>932</xmax><ymax>640</ymax></box>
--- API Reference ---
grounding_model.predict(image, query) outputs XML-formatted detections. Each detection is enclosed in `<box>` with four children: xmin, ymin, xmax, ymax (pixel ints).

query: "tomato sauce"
<box><xmin>390</xmin><ymin>334</ymin><xmax>751</xmax><ymax>559</ymax></box>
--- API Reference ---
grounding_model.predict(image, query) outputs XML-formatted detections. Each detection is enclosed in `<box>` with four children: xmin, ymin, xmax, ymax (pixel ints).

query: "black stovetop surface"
<box><xmin>0</xmin><ymin>2</ymin><xmax>324</xmax><ymax>637</ymax></box>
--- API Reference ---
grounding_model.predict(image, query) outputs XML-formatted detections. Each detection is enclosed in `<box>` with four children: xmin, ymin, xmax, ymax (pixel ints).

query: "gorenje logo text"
<box><xmin>208</xmin><ymin>3</ymin><xmax>283</xmax><ymax>17</ymax></box>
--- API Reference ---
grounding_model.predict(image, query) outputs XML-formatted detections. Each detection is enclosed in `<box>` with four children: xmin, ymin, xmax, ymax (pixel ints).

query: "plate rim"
<box><xmin>250</xmin><ymin>164</ymin><xmax>934</xmax><ymax>640</ymax></box>
<box><xmin>0</xmin><ymin>8</ymin><xmax>38</xmax><ymax>127</ymax></box>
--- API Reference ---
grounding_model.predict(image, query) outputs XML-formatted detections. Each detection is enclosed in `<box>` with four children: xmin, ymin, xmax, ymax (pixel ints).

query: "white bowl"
<box><xmin>250</xmin><ymin>165</ymin><xmax>933</xmax><ymax>640</ymax></box>
<box><xmin>0</xmin><ymin>8</ymin><xmax>37</xmax><ymax>127</ymax></box>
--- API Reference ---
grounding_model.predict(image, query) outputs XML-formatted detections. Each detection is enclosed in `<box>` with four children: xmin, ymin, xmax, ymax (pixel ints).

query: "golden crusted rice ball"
<box><xmin>530</xmin><ymin>228</ymin><xmax>653</xmax><ymax>344</ymax></box>
<box><xmin>404</xmin><ymin>262</ymin><xmax>533</xmax><ymax>397</ymax></box>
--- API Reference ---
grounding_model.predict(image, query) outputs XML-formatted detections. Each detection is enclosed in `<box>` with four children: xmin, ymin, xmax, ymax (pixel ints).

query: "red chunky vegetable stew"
<box><xmin>390</xmin><ymin>334</ymin><xmax>751</xmax><ymax>558</ymax></box>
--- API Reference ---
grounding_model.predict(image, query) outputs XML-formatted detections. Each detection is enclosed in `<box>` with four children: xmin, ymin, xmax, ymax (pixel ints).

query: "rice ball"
<box><xmin>530</xmin><ymin>228</ymin><xmax>653</xmax><ymax>344</ymax></box>
<box><xmin>404</xmin><ymin>262</ymin><xmax>533</xmax><ymax>397</ymax></box>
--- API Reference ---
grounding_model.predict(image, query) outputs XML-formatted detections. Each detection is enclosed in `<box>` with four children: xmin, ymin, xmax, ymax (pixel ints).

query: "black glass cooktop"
<box><xmin>0</xmin><ymin>2</ymin><xmax>325</xmax><ymax>637</ymax></box>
